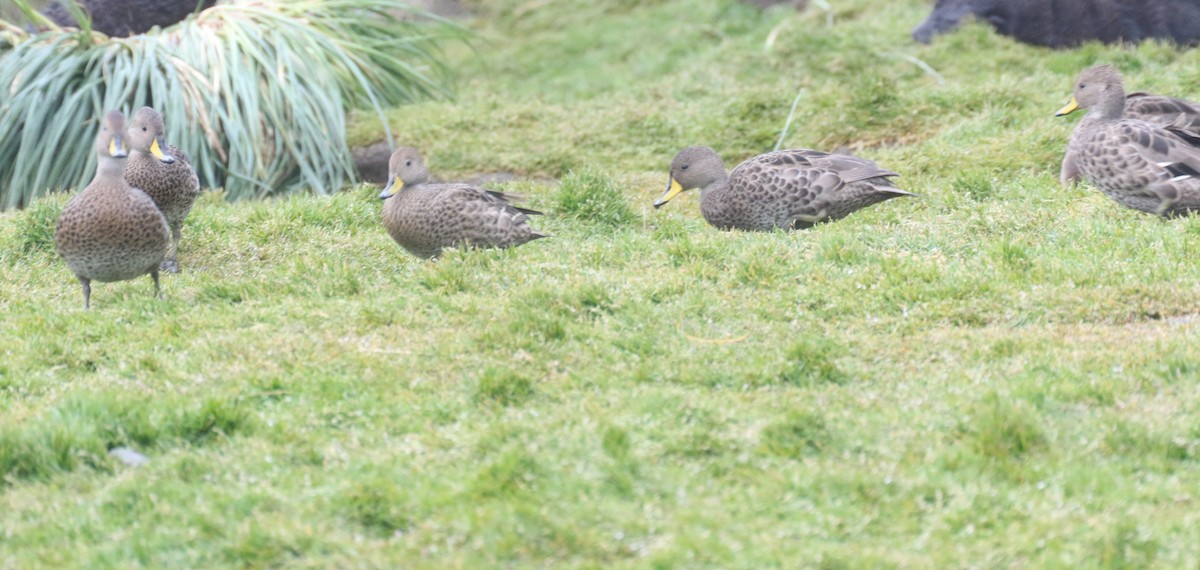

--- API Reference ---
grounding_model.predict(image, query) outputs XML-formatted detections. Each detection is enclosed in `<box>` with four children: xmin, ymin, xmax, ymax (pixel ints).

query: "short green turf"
<box><xmin>5</xmin><ymin>0</ymin><xmax>1200</xmax><ymax>567</ymax></box>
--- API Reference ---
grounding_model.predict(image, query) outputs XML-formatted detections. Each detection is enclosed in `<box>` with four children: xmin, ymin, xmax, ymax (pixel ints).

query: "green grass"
<box><xmin>5</xmin><ymin>0</ymin><xmax>1200</xmax><ymax>566</ymax></box>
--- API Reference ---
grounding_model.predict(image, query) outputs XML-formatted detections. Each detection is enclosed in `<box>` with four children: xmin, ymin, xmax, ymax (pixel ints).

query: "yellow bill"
<box><xmin>150</xmin><ymin>138</ymin><xmax>176</xmax><ymax>163</ymax></box>
<box><xmin>108</xmin><ymin>136</ymin><xmax>127</xmax><ymax>158</ymax></box>
<box><xmin>653</xmin><ymin>178</ymin><xmax>684</xmax><ymax>209</ymax></box>
<box><xmin>1055</xmin><ymin>96</ymin><xmax>1081</xmax><ymax>117</ymax></box>
<box><xmin>378</xmin><ymin>176</ymin><xmax>404</xmax><ymax>200</ymax></box>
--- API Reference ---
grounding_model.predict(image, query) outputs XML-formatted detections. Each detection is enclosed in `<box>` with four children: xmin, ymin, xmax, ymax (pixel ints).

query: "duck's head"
<box><xmin>1056</xmin><ymin>64</ymin><xmax>1125</xmax><ymax>119</ymax></box>
<box><xmin>654</xmin><ymin>146</ymin><xmax>725</xmax><ymax>208</ymax></box>
<box><xmin>127</xmin><ymin>106</ymin><xmax>176</xmax><ymax>164</ymax></box>
<box><xmin>96</xmin><ymin>110</ymin><xmax>128</xmax><ymax>159</ymax></box>
<box><xmin>379</xmin><ymin>146</ymin><xmax>429</xmax><ymax>200</ymax></box>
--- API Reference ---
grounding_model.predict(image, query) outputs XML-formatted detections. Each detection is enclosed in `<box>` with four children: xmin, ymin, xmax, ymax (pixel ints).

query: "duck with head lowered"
<box><xmin>654</xmin><ymin>145</ymin><xmax>912</xmax><ymax>231</ymax></box>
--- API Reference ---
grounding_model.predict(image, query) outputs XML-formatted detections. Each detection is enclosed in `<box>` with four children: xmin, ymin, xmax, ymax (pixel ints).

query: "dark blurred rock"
<box><xmin>913</xmin><ymin>0</ymin><xmax>1200</xmax><ymax>48</ymax></box>
<box><xmin>351</xmin><ymin>142</ymin><xmax>519</xmax><ymax>188</ymax></box>
<box><xmin>42</xmin><ymin>0</ymin><xmax>216</xmax><ymax>37</ymax></box>
<box><xmin>352</xmin><ymin>142</ymin><xmax>393</xmax><ymax>185</ymax></box>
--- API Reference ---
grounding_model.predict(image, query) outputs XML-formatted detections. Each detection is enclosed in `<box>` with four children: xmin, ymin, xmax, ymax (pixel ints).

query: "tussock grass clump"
<box><xmin>554</xmin><ymin>167</ymin><xmax>635</xmax><ymax>226</ymax></box>
<box><xmin>11</xmin><ymin>194</ymin><xmax>63</xmax><ymax>255</ymax></box>
<box><xmin>0</xmin><ymin>0</ymin><xmax>466</xmax><ymax>207</ymax></box>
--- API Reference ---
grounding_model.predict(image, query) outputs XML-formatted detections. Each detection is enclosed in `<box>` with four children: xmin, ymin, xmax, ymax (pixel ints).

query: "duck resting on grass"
<box><xmin>1060</xmin><ymin>90</ymin><xmax>1200</xmax><ymax>186</ymax></box>
<box><xmin>654</xmin><ymin>146</ymin><xmax>913</xmax><ymax>231</ymax></box>
<box><xmin>1056</xmin><ymin>65</ymin><xmax>1200</xmax><ymax>217</ymax></box>
<box><xmin>54</xmin><ymin>110</ymin><xmax>171</xmax><ymax>309</ymax></box>
<box><xmin>379</xmin><ymin>147</ymin><xmax>549</xmax><ymax>259</ymax></box>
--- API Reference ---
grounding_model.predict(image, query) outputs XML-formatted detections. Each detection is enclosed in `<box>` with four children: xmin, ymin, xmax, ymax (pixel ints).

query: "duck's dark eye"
<box><xmin>141</xmin><ymin>127</ymin><xmax>147</xmax><ymax>132</ymax></box>
<box><xmin>681</xmin><ymin>164</ymin><xmax>689</xmax><ymax>170</ymax></box>
<box><xmin>1079</xmin><ymin>83</ymin><xmax>1086</xmax><ymax>89</ymax></box>
<box><xmin>405</xmin><ymin>160</ymin><xmax>412</xmax><ymax>167</ymax></box>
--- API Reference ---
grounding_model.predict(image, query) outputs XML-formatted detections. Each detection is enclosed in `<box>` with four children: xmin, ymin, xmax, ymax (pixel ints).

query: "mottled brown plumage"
<box><xmin>653</xmin><ymin>146</ymin><xmax>912</xmax><ymax>231</ymax></box>
<box><xmin>1057</xmin><ymin>65</ymin><xmax>1200</xmax><ymax>217</ymax></box>
<box><xmin>124</xmin><ymin>106</ymin><xmax>200</xmax><ymax>273</ymax></box>
<box><xmin>379</xmin><ymin>147</ymin><xmax>549</xmax><ymax>259</ymax></box>
<box><xmin>55</xmin><ymin>111</ymin><xmax>171</xmax><ymax>309</ymax></box>
<box><xmin>1061</xmin><ymin>90</ymin><xmax>1200</xmax><ymax>185</ymax></box>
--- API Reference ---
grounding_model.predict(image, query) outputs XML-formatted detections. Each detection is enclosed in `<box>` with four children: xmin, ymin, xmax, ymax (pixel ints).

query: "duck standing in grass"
<box><xmin>1056</xmin><ymin>65</ymin><xmax>1200</xmax><ymax>217</ymax></box>
<box><xmin>55</xmin><ymin>111</ymin><xmax>171</xmax><ymax>309</ymax></box>
<box><xmin>1060</xmin><ymin>90</ymin><xmax>1200</xmax><ymax>186</ymax></box>
<box><xmin>654</xmin><ymin>146</ymin><xmax>912</xmax><ymax>230</ymax></box>
<box><xmin>124</xmin><ymin>106</ymin><xmax>200</xmax><ymax>273</ymax></box>
<box><xmin>379</xmin><ymin>147</ymin><xmax>549</xmax><ymax>258</ymax></box>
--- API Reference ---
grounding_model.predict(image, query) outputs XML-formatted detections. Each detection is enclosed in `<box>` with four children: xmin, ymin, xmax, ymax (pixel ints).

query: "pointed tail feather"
<box><xmin>876</xmin><ymin>185</ymin><xmax>919</xmax><ymax>197</ymax></box>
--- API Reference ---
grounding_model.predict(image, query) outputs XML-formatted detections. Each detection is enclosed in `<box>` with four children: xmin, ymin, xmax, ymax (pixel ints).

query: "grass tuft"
<box><xmin>337</xmin><ymin>476</ymin><xmax>416</xmax><ymax>537</ymax></box>
<box><xmin>775</xmin><ymin>337</ymin><xmax>850</xmax><ymax>386</ymax></box>
<box><xmin>475</xmin><ymin>368</ymin><xmax>536</xmax><ymax>407</ymax></box>
<box><xmin>554</xmin><ymin>167</ymin><xmax>635</xmax><ymax>226</ymax></box>
<box><xmin>759</xmin><ymin>409</ymin><xmax>832</xmax><ymax>458</ymax></box>
<box><xmin>953</xmin><ymin>171</ymin><xmax>997</xmax><ymax>201</ymax></box>
<box><xmin>470</xmin><ymin>449</ymin><xmax>541</xmax><ymax>499</ymax></box>
<box><xmin>958</xmin><ymin>393</ymin><xmax>1046</xmax><ymax>462</ymax></box>
<box><xmin>11</xmin><ymin>196</ymin><xmax>61</xmax><ymax>255</ymax></box>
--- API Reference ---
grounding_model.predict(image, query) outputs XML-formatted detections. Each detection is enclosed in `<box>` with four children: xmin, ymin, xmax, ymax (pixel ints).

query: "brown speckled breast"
<box><xmin>125</xmin><ymin>144</ymin><xmax>200</xmax><ymax>227</ymax></box>
<box><xmin>55</xmin><ymin>185</ymin><xmax>170</xmax><ymax>282</ymax></box>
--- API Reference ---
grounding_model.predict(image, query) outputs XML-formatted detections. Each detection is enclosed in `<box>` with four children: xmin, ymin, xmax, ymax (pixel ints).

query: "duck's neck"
<box><xmin>698</xmin><ymin>171</ymin><xmax>730</xmax><ymax>201</ymax></box>
<box><xmin>1091</xmin><ymin>87</ymin><xmax>1126</xmax><ymax>121</ymax></box>
<box><xmin>94</xmin><ymin>155</ymin><xmax>126</xmax><ymax>183</ymax></box>
<box><xmin>697</xmin><ymin>171</ymin><xmax>731</xmax><ymax>223</ymax></box>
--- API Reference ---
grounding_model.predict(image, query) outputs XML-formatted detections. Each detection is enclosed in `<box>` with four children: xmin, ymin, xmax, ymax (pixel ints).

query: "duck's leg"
<box><xmin>150</xmin><ymin>268</ymin><xmax>163</xmax><ymax>300</ymax></box>
<box><xmin>160</xmin><ymin>222</ymin><xmax>182</xmax><ymax>273</ymax></box>
<box><xmin>78</xmin><ymin>276</ymin><xmax>91</xmax><ymax>310</ymax></box>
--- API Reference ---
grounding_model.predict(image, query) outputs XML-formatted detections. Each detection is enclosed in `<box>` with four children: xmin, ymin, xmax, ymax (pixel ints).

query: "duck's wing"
<box><xmin>1110</xmin><ymin>119</ymin><xmax>1200</xmax><ymax>173</ymax></box>
<box><xmin>1125</xmin><ymin>93</ymin><xmax>1200</xmax><ymax>140</ymax></box>
<box><xmin>1084</xmin><ymin>119</ymin><xmax>1200</xmax><ymax>210</ymax></box>
<box><xmin>734</xmin><ymin>148</ymin><xmax>895</xmax><ymax>189</ymax></box>
<box><xmin>165</xmin><ymin>144</ymin><xmax>201</xmax><ymax>195</ymax></box>
<box><xmin>727</xmin><ymin>149</ymin><xmax>909</xmax><ymax>228</ymax></box>
<box><xmin>432</xmin><ymin>184</ymin><xmax>549</xmax><ymax>243</ymax></box>
<box><xmin>482</xmin><ymin>189</ymin><xmax>544</xmax><ymax>216</ymax></box>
